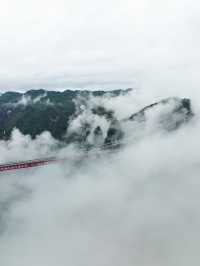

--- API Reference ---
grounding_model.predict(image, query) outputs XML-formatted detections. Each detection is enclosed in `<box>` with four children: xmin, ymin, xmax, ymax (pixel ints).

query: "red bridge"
<box><xmin>0</xmin><ymin>157</ymin><xmax>59</xmax><ymax>172</ymax></box>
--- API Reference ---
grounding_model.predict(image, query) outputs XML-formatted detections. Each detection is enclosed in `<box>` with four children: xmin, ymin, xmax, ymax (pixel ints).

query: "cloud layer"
<box><xmin>0</xmin><ymin>89</ymin><xmax>200</xmax><ymax>265</ymax></box>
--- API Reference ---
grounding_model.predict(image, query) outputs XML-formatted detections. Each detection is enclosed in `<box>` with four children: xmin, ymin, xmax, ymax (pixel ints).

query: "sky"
<box><xmin>0</xmin><ymin>0</ymin><xmax>200</xmax><ymax>91</ymax></box>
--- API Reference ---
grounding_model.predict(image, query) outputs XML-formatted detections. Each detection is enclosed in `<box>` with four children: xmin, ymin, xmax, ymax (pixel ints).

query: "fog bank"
<box><xmin>0</xmin><ymin>89</ymin><xmax>200</xmax><ymax>266</ymax></box>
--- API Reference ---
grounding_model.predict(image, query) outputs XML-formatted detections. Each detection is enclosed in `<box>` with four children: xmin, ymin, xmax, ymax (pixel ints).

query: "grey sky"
<box><xmin>0</xmin><ymin>0</ymin><xmax>200</xmax><ymax>91</ymax></box>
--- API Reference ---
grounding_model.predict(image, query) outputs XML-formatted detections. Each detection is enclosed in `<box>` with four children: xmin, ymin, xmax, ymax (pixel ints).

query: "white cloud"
<box><xmin>0</xmin><ymin>91</ymin><xmax>199</xmax><ymax>265</ymax></box>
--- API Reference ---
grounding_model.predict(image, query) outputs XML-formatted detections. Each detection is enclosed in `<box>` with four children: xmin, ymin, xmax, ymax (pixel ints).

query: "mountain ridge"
<box><xmin>0</xmin><ymin>89</ymin><xmax>193</xmax><ymax>149</ymax></box>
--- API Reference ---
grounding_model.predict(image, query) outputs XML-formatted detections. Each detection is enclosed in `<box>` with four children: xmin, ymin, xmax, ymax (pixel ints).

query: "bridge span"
<box><xmin>0</xmin><ymin>157</ymin><xmax>60</xmax><ymax>172</ymax></box>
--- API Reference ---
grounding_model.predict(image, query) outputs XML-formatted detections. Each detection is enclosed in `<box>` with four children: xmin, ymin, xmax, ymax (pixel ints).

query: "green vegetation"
<box><xmin>0</xmin><ymin>89</ymin><xmax>193</xmax><ymax>149</ymax></box>
<box><xmin>0</xmin><ymin>89</ymin><xmax>128</xmax><ymax>140</ymax></box>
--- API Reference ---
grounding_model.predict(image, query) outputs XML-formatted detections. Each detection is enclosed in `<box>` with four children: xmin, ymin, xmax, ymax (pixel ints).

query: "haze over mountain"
<box><xmin>1</xmin><ymin>0</ymin><xmax>200</xmax><ymax>265</ymax></box>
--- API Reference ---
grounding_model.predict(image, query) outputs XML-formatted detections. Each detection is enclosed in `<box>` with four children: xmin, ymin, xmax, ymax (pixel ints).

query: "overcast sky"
<box><xmin>0</xmin><ymin>0</ymin><xmax>200</xmax><ymax>91</ymax></box>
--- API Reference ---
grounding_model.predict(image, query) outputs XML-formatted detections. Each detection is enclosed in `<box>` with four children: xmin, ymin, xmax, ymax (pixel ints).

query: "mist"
<box><xmin>0</xmin><ymin>88</ymin><xmax>200</xmax><ymax>265</ymax></box>
<box><xmin>1</xmin><ymin>0</ymin><xmax>200</xmax><ymax>264</ymax></box>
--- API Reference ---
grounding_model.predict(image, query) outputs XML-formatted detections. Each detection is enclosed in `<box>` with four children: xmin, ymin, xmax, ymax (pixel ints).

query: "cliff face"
<box><xmin>0</xmin><ymin>89</ymin><xmax>193</xmax><ymax>149</ymax></box>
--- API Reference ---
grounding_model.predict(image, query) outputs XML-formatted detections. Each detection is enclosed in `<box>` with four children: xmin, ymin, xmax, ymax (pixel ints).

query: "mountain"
<box><xmin>66</xmin><ymin>96</ymin><xmax>193</xmax><ymax>149</ymax></box>
<box><xmin>0</xmin><ymin>89</ymin><xmax>131</xmax><ymax>141</ymax></box>
<box><xmin>0</xmin><ymin>89</ymin><xmax>193</xmax><ymax>149</ymax></box>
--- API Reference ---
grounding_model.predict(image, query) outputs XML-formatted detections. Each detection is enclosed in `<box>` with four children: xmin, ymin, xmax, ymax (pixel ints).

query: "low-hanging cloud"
<box><xmin>0</xmin><ymin>89</ymin><xmax>200</xmax><ymax>265</ymax></box>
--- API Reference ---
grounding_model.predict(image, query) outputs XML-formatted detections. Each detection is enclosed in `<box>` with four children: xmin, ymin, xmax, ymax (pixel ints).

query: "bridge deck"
<box><xmin>0</xmin><ymin>157</ymin><xmax>58</xmax><ymax>172</ymax></box>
